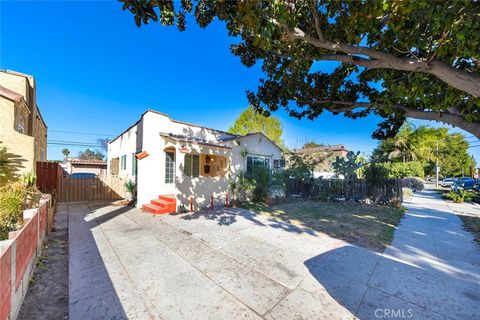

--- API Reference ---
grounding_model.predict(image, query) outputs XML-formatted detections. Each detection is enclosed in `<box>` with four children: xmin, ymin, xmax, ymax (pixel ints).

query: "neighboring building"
<box><xmin>65</xmin><ymin>158</ymin><xmax>107</xmax><ymax>175</ymax></box>
<box><xmin>0</xmin><ymin>70</ymin><xmax>47</xmax><ymax>176</ymax></box>
<box><xmin>108</xmin><ymin>110</ymin><xmax>284</xmax><ymax>212</ymax></box>
<box><xmin>294</xmin><ymin>144</ymin><xmax>349</xmax><ymax>178</ymax></box>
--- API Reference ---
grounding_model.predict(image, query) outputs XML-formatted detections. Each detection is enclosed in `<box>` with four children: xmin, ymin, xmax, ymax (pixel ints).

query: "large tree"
<box><xmin>372</xmin><ymin>124</ymin><xmax>475</xmax><ymax>177</ymax></box>
<box><xmin>78</xmin><ymin>149</ymin><xmax>104</xmax><ymax>160</ymax></box>
<box><xmin>120</xmin><ymin>0</ymin><xmax>480</xmax><ymax>139</ymax></box>
<box><xmin>228</xmin><ymin>106</ymin><xmax>284</xmax><ymax>145</ymax></box>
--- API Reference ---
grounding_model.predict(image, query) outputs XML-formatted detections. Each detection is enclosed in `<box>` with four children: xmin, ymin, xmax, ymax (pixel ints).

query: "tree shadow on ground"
<box><xmin>176</xmin><ymin>207</ymin><xmax>267</xmax><ymax>227</ymax></box>
<box><xmin>68</xmin><ymin>202</ymin><xmax>130</xmax><ymax>319</ymax></box>
<box><xmin>304</xmin><ymin>245</ymin><xmax>480</xmax><ymax>320</ymax></box>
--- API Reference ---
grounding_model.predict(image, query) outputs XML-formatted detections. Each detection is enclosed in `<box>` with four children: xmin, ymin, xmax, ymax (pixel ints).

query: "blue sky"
<box><xmin>1</xmin><ymin>1</ymin><xmax>479</xmax><ymax>161</ymax></box>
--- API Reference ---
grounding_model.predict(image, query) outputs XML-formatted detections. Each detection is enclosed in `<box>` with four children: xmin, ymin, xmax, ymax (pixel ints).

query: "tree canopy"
<box><xmin>372</xmin><ymin>124</ymin><xmax>475</xmax><ymax>177</ymax></box>
<box><xmin>228</xmin><ymin>105</ymin><xmax>284</xmax><ymax>146</ymax></box>
<box><xmin>78</xmin><ymin>149</ymin><xmax>104</xmax><ymax>160</ymax></box>
<box><xmin>120</xmin><ymin>0</ymin><xmax>480</xmax><ymax>139</ymax></box>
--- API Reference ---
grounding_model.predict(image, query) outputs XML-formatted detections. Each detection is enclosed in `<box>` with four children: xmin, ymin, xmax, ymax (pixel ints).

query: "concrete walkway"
<box><xmin>67</xmin><ymin>191</ymin><xmax>480</xmax><ymax>319</ymax></box>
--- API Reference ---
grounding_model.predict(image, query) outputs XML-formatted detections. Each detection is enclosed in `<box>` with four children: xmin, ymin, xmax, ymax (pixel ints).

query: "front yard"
<box><xmin>242</xmin><ymin>200</ymin><xmax>405</xmax><ymax>252</ymax></box>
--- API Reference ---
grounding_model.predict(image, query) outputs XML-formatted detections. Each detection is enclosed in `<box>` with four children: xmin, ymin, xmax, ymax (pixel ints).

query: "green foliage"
<box><xmin>332</xmin><ymin>151</ymin><xmax>365</xmax><ymax>180</ymax></box>
<box><xmin>19</xmin><ymin>171</ymin><xmax>37</xmax><ymax>189</ymax></box>
<box><xmin>384</xmin><ymin>162</ymin><xmax>425</xmax><ymax>179</ymax></box>
<box><xmin>0</xmin><ymin>182</ymin><xmax>28</xmax><ymax>240</ymax></box>
<box><xmin>364</xmin><ymin>164</ymin><xmax>390</xmax><ymax>187</ymax></box>
<box><xmin>228</xmin><ymin>106</ymin><xmax>284</xmax><ymax>146</ymax></box>
<box><xmin>0</xmin><ymin>143</ymin><xmax>10</xmax><ymax>185</ymax></box>
<box><xmin>235</xmin><ymin>172</ymin><xmax>255</xmax><ymax>201</ymax></box>
<box><xmin>373</xmin><ymin>124</ymin><xmax>474</xmax><ymax>177</ymax></box>
<box><xmin>251</xmin><ymin>166</ymin><xmax>270</xmax><ymax>202</ymax></box>
<box><xmin>124</xmin><ymin>180</ymin><xmax>136</xmax><ymax>192</ymax></box>
<box><xmin>78</xmin><ymin>148</ymin><xmax>104</xmax><ymax>160</ymax></box>
<box><xmin>442</xmin><ymin>190</ymin><xmax>475</xmax><ymax>203</ymax></box>
<box><xmin>121</xmin><ymin>0</ymin><xmax>480</xmax><ymax>139</ymax></box>
<box><xmin>285</xmin><ymin>152</ymin><xmax>315</xmax><ymax>181</ymax></box>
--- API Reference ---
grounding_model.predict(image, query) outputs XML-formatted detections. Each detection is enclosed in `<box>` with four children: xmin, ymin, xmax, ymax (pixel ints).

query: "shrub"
<box><xmin>124</xmin><ymin>180</ymin><xmax>136</xmax><ymax>192</ymax></box>
<box><xmin>0</xmin><ymin>182</ymin><xmax>28</xmax><ymax>240</ymax></box>
<box><xmin>385</xmin><ymin>162</ymin><xmax>424</xmax><ymax>179</ymax></box>
<box><xmin>364</xmin><ymin>163</ymin><xmax>390</xmax><ymax>186</ymax></box>
<box><xmin>442</xmin><ymin>190</ymin><xmax>475</xmax><ymax>203</ymax></box>
<box><xmin>236</xmin><ymin>172</ymin><xmax>255</xmax><ymax>201</ymax></box>
<box><xmin>402</xmin><ymin>177</ymin><xmax>424</xmax><ymax>191</ymax></box>
<box><xmin>251</xmin><ymin>167</ymin><xmax>270</xmax><ymax>202</ymax></box>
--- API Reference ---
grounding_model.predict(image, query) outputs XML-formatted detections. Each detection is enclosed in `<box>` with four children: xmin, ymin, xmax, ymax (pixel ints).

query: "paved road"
<box><xmin>67</xmin><ymin>190</ymin><xmax>480</xmax><ymax>319</ymax></box>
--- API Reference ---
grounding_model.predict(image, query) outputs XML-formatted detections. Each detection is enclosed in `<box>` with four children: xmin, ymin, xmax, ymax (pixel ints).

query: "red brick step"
<box><xmin>142</xmin><ymin>195</ymin><xmax>176</xmax><ymax>214</ymax></box>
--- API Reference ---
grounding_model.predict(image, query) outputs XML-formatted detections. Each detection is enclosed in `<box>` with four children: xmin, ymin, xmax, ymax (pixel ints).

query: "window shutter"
<box><xmin>184</xmin><ymin>154</ymin><xmax>192</xmax><ymax>177</ymax></box>
<box><xmin>192</xmin><ymin>155</ymin><xmax>199</xmax><ymax>177</ymax></box>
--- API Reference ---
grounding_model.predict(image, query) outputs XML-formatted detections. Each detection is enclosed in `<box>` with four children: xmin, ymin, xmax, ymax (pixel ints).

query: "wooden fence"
<box><xmin>36</xmin><ymin>162</ymin><xmax>64</xmax><ymax>194</ymax></box>
<box><xmin>287</xmin><ymin>178</ymin><xmax>403</xmax><ymax>205</ymax></box>
<box><xmin>36</xmin><ymin>162</ymin><xmax>126</xmax><ymax>203</ymax></box>
<box><xmin>56</xmin><ymin>175</ymin><xmax>126</xmax><ymax>203</ymax></box>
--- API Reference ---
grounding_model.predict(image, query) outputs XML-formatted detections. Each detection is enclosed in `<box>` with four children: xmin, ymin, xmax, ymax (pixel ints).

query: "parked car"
<box><xmin>461</xmin><ymin>180</ymin><xmax>480</xmax><ymax>191</ymax></box>
<box><xmin>441</xmin><ymin>178</ymin><xmax>456</xmax><ymax>187</ymax></box>
<box><xmin>451</xmin><ymin>177</ymin><xmax>476</xmax><ymax>191</ymax></box>
<box><xmin>69</xmin><ymin>172</ymin><xmax>97</xmax><ymax>179</ymax></box>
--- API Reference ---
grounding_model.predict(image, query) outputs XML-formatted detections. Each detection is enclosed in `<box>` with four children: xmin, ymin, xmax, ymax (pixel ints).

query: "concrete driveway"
<box><xmin>68</xmin><ymin>190</ymin><xmax>480</xmax><ymax>320</ymax></box>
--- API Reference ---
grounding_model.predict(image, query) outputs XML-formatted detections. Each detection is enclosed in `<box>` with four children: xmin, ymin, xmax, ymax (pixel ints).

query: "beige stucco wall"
<box><xmin>0</xmin><ymin>98</ymin><xmax>35</xmax><ymax>176</ymax></box>
<box><xmin>0</xmin><ymin>71</ymin><xmax>47</xmax><ymax>174</ymax></box>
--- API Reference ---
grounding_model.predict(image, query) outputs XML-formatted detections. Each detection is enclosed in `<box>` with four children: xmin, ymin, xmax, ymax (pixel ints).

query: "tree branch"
<box><xmin>276</xmin><ymin>21</ymin><xmax>480</xmax><ymax>98</ymax></box>
<box><xmin>309</xmin><ymin>0</ymin><xmax>324</xmax><ymax>41</ymax></box>
<box><xmin>292</xmin><ymin>98</ymin><xmax>480</xmax><ymax>138</ymax></box>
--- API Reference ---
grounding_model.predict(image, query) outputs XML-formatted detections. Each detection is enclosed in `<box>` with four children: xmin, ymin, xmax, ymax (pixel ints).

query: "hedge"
<box><xmin>376</xmin><ymin>161</ymin><xmax>424</xmax><ymax>179</ymax></box>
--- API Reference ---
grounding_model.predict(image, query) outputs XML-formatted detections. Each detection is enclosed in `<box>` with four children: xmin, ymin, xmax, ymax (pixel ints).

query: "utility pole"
<box><xmin>435</xmin><ymin>140</ymin><xmax>439</xmax><ymax>187</ymax></box>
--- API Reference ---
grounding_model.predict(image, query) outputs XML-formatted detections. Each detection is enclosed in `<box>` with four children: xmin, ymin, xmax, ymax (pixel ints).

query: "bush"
<box><xmin>364</xmin><ymin>163</ymin><xmax>390</xmax><ymax>186</ymax></box>
<box><xmin>251</xmin><ymin>167</ymin><xmax>270</xmax><ymax>202</ymax></box>
<box><xmin>442</xmin><ymin>190</ymin><xmax>475</xmax><ymax>203</ymax></box>
<box><xmin>384</xmin><ymin>162</ymin><xmax>424</xmax><ymax>179</ymax></box>
<box><xmin>0</xmin><ymin>182</ymin><xmax>28</xmax><ymax>240</ymax></box>
<box><xmin>402</xmin><ymin>177</ymin><xmax>424</xmax><ymax>191</ymax></box>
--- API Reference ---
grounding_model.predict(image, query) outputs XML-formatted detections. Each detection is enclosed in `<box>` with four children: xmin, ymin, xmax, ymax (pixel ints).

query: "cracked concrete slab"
<box><xmin>67</xmin><ymin>188</ymin><xmax>480</xmax><ymax>319</ymax></box>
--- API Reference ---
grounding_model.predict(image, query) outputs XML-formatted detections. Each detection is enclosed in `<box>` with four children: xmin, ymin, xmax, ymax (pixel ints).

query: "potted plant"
<box><xmin>124</xmin><ymin>180</ymin><xmax>136</xmax><ymax>201</ymax></box>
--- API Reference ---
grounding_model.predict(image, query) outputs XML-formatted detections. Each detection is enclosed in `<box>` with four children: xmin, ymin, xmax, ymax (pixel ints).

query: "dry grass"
<box><xmin>458</xmin><ymin>215</ymin><xmax>480</xmax><ymax>244</ymax></box>
<box><xmin>242</xmin><ymin>200</ymin><xmax>405</xmax><ymax>252</ymax></box>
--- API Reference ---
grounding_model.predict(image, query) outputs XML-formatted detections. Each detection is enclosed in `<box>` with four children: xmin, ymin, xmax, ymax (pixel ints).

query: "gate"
<box><xmin>36</xmin><ymin>162</ymin><xmax>126</xmax><ymax>202</ymax></box>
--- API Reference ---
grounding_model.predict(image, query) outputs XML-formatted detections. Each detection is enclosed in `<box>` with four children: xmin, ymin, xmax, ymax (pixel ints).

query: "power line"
<box><xmin>49</xmin><ymin>129</ymin><xmax>116</xmax><ymax>137</ymax></box>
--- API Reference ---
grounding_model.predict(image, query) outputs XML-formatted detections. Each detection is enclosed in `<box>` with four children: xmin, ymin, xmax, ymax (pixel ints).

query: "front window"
<box><xmin>16</xmin><ymin>116</ymin><xmax>25</xmax><ymax>134</ymax></box>
<box><xmin>246</xmin><ymin>155</ymin><xmax>270</xmax><ymax>178</ymax></box>
<box><xmin>121</xmin><ymin>155</ymin><xmax>127</xmax><ymax>170</ymax></box>
<box><xmin>184</xmin><ymin>154</ymin><xmax>200</xmax><ymax>177</ymax></box>
<box><xmin>132</xmin><ymin>153</ymin><xmax>138</xmax><ymax>176</ymax></box>
<box><xmin>165</xmin><ymin>151</ymin><xmax>175</xmax><ymax>183</ymax></box>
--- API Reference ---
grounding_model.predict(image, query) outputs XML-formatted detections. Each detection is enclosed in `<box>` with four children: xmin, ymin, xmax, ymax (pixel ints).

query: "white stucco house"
<box><xmin>108</xmin><ymin>110</ymin><xmax>284</xmax><ymax>213</ymax></box>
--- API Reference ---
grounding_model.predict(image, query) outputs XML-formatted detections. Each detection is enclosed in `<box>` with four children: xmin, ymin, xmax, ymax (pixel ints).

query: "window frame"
<box><xmin>165</xmin><ymin>151</ymin><xmax>175</xmax><ymax>184</ymax></box>
<box><xmin>246</xmin><ymin>155</ymin><xmax>271</xmax><ymax>178</ymax></box>
<box><xmin>132</xmin><ymin>153</ymin><xmax>138</xmax><ymax>176</ymax></box>
<box><xmin>120</xmin><ymin>155</ymin><xmax>127</xmax><ymax>170</ymax></box>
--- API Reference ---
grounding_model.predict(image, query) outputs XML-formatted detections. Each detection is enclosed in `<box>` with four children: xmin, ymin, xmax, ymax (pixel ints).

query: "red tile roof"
<box><xmin>0</xmin><ymin>85</ymin><xmax>23</xmax><ymax>102</ymax></box>
<box><xmin>69</xmin><ymin>159</ymin><xmax>106</xmax><ymax>166</ymax></box>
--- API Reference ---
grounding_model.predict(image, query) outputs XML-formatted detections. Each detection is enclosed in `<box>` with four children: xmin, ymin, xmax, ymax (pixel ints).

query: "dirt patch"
<box><xmin>242</xmin><ymin>200</ymin><xmax>405</xmax><ymax>252</ymax></box>
<box><xmin>458</xmin><ymin>215</ymin><xmax>480</xmax><ymax>244</ymax></box>
<box><xmin>17</xmin><ymin>206</ymin><xmax>68</xmax><ymax>320</ymax></box>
